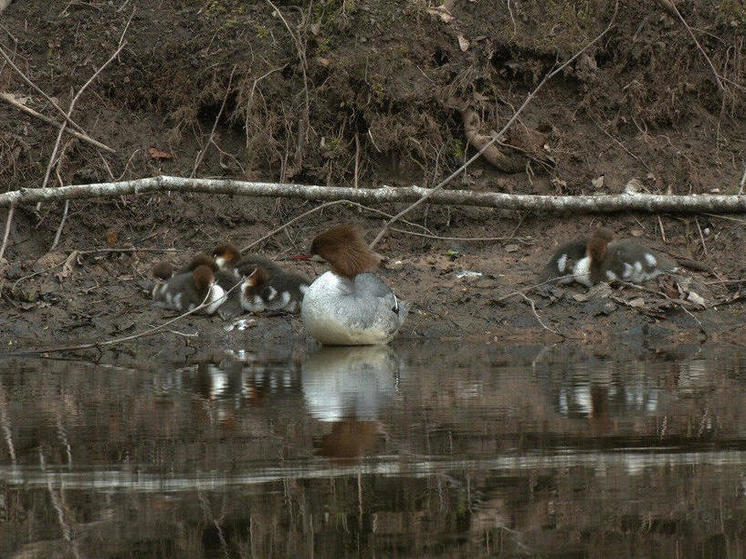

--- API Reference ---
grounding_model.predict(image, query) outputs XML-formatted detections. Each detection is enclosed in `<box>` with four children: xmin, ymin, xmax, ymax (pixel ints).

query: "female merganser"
<box><xmin>574</xmin><ymin>228</ymin><xmax>676</xmax><ymax>286</ymax></box>
<box><xmin>240</xmin><ymin>265</ymin><xmax>309</xmax><ymax>313</ymax></box>
<box><xmin>301</xmin><ymin>225</ymin><xmax>409</xmax><ymax>345</ymax></box>
<box><xmin>541</xmin><ymin>239</ymin><xmax>587</xmax><ymax>284</ymax></box>
<box><xmin>152</xmin><ymin>264</ymin><xmax>225</xmax><ymax>314</ymax></box>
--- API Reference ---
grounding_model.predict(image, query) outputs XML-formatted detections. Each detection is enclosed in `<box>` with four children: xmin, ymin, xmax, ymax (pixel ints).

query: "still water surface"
<box><xmin>1</xmin><ymin>342</ymin><xmax>745</xmax><ymax>557</ymax></box>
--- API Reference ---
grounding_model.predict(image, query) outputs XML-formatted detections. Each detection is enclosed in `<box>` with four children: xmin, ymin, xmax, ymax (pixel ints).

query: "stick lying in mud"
<box><xmin>1</xmin><ymin>175</ymin><xmax>745</xmax><ymax>213</ymax></box>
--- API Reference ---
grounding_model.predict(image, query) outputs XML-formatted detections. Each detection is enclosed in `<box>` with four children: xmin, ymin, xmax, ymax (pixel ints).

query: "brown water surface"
<box><xmin>1</xmin><ymin>342</ymin><xmax>745</xmax><ymax>558</ymax></box>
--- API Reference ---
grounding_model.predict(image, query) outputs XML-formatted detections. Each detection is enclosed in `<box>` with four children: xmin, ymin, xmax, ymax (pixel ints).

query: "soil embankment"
<box><xmin>0</xmin><ymin>0</ymin><xmax>745</xmax><ymax>360</ymax></box>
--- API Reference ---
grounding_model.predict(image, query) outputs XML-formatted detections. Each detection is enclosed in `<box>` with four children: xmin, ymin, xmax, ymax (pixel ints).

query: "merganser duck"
<box><xmin>212</xmin><ymin>243</ymin><xmax>281</xmax><ymax>278</ymax></box>
<box><xmin>574</xmin><ymin>228</ymin><xmax>676</xmax><ymax>286</ymax></box>
<box><xmin>152</xmin><ymin>264</ymin><xmax>225</xmax><ymax>314</ymax></box>
<box><xmin>541</xmin><ymin>239</ymin><xmax>587</xmax><ymax>284</ymax></box>
<box><xmin>301</xmin><ymin>225</ymin><xmax>409</xmax><ymax>345</ymax></box>
<box><xmin>239</xmin><ymin>265</ymin><xmax>309</xmax><ymax>313</ymax></box>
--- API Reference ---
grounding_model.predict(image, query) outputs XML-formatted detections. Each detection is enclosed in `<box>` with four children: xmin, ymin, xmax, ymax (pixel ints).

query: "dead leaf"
<box><xmin>106</xmin><ymin>230</ymin><xmax>119</xmax><ymax>247</ymax></box>
<box><xmin>457</xmin><ymin>34</ymin><xmax>469</xmax><ymax>51</ymax></box>
<box><xmin>630</xmin><ymin>229</ymin><xmax>644</xmax><ymax>237</ymax></box>
<box><xmin>504</xmin><ymin>244</ymin><xmax>519</xmax><ymax>253</ymax></box>
<box><xmin>591</xmin><ymin>175</ymin><xmax>605</xmax><ymax>189</ymax></box>
<box><xmin>310</xmin><ymin>21</ymin><xmax>321</xmax><ymax>35</ymax></box>
<box><xmin>148</xmin><ymin>146</ymin><xmax>173</xmax><ymax>160</ymax></box>
<box><xmin>628</xmin><ymin>297</ymin><xmax>646</xmax><ymax>308</ymax></box>
<box><xmin>426</xmin><ymin>5</ymin><xmax>454</xmax><ymax>23</ymax></box>
<box><xmin>317</xmin><ymin>57</ymin><xmax>331</xmax><ymax>67</ymax></box>
<box><xmin>56</xmin><ymin>250</ymin><xmax>79</xmax><ymax>281</ymax></box>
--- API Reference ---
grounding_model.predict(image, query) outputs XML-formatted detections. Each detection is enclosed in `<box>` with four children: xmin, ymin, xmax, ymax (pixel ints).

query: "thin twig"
<box><xmin>0</xmin><ymin>204</ymin><xmax>14</xmax><ymax>261</ymax></box>
<box><xmin>694</xmin><ymin>216</ymin><xmax>708</xmax><ymax>255</ymax></box>
<box><xmin>51</xmin><ymin>201</ymin><xmax>69</xmax><ymax>251</ymax></box>
<box><xmin>705</xmin><ymin>278</ymin><xmax>746</xmax><ymax>285</ymax></box>
<box><xmin>40</xmin><ymin>36</ymin><xmax>129</xmax><ymax>192</ymax></box>
<box><xmin>191</xmin><ymin>65</ymin><xmax>237</xmax><ymax>177</ymax></box>
<box><xmin>591</xmin><ymin>116</ymin><xmax>651</xmax><ymax>171</ymax></box>
<box><xmin>621</xmin><ymin>280</ymin><xmax>707</xmax><ymax>336</ymax></box>
<box><xmin>660</xmin><ymin>0</ymin><xmax>725</xmax><ymax>91</ymax></box>
<box><xmin>240</xmin><ymin>199</ymin><xmax>433</xmax><ymax>252</ymax></box>
<box><xmin>518</xmin><ymin>292</ymin><xmax>564</xmax><ymax>337</ymax></box>
<box><xmin>389</xmin><ymin>227</ymin><xmax>529</xmax><ymax>243</ymax></box>
<box><xmin>703</xmin><ymin>213</ymin><xmax>746</xmax><ymax>225</ymax></box>
<box><xmin>265</xmin><ymin>0</ymin><xmax>309</xmax><ymax>147</ymax></box>
<box><xmin>0</xmin><ymin>93</ymin><xmax>115</xmax><ymax>153</ymax></box>
<box><xmin>50</xmin><ymin>158</ymin><xmax>70</xmax><ymax>251</ymax></box>
<box><xmin>657</xmin><ymin>215</ymin><xmax>667</xmax><ymax>243</ymax></box>
<box><xmin>369</xmin><ymin>0</ymin><xmax>620</xmax><ymax>248</ymax></box>
<box><xmin>10</xmin><ymin>247</ymin><xmax>180</xmax><ymax>291</ymax></box>
<box><xmin>493</xmin><ymin>274</ymin><xmax>576</xmax><ymax>302</ymax></box>
<box><xmin>739</xmin><ymin>163</ymin><xmax>746</xmax><ymax>195</ymax></box>
<box><xmin>13</xmin><ymin>280</ymin><xmax>239</xmax><ymax>355</ymax></box>
<box><xmin>0</xmin><ymin>44</ymin><xmax>88</xmax><ymax>134</ymax></box>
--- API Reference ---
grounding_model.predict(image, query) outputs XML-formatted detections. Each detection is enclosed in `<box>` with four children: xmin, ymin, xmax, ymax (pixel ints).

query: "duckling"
<box><xmin>541</xmin><ymin>239</ymin><xmax>588</xmax><ymax>284</ymax></box>
<box><xmin>211</xmin><ymin>243</ymin><xmax>280</xmax><ymax>279</ymax></box>
<box><xmin>152</xmin><ymin>264</ymin><xmax>225</xmax><ymax>314</ymax></box>
<box><xmin>239</xmin><ymin>265</ymin><xmax>309</xmax><ymax>313</ymax></box>
<box><xmin>301</xmin><ymin>225</ymin><xmax>409</xmax><ymax>345</ymax></box>
<box><xmin>576</xmin><ymin>228</ymin><xmax>676</xmax><ymax>286</ymax></box>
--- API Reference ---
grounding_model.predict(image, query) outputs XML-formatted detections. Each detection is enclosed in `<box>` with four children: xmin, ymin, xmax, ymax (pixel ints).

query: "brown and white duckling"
<box><xmin>239</xmin><ymin>265</ymin><xmax>309</xmax><ymax>313</ymax></box>
<box><xmin>152</xmin><ymin>261</ymin><xmax>175</xmax><ymax>280</ymax></box>
<box><xmin>152</xmin><ymin>264</ymin><xmax>225</xmax><ymax>314</ymax></box>
<box><xmin>541</xmin><ymin>239</ymin><xmax>588</xmax><ymax>284</ymax></box>
<box><xmin>211</xmin><ymin>243</ymin><xmax>280</xmax><ymax>279</ymax></box>
<box><xmin>574</xmin><ymin>228</ymin><xmax>676</xmax><ymax>287</ymax></box>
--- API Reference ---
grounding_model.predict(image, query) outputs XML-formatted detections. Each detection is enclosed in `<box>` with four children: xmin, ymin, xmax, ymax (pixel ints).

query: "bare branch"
<box><xmin>1</xmin><ymin>175</ymin><xmax>745</xmax><ymax>213</ymax></box>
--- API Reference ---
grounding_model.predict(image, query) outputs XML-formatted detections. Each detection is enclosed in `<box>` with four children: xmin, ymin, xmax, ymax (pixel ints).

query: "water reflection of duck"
<box><xmin>302</xmin><ymin>346</ymin><xmax>401</xmax><ymax>461</ymax></box>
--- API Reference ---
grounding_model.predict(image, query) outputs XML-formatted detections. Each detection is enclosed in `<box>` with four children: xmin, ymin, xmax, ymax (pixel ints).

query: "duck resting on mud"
<box><xmin>543</xmin><ymin>228</ymin><xmax>677</xmax><ymax>287</ymax></box>
<box><xmin>301</xmin><ymin>225</ymin><xmax>409</xmax><ymax>346</ymax></box>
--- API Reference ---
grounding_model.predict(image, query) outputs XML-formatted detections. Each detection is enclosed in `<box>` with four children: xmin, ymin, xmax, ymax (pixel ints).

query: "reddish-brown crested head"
<box><xmin>192</xmin><ymin>264</ymin><xmax>215</xmax><ymax>298</ymax></box>
<box><xmin>212</xmin><ymin>243</ymin><xmax>240</xmax><ymax>268</ymax></box>
<box><xmin>187</xmin><ymin>253</ymin><xmax>217</xmax><ymax>272</ymax></box>
<box><xmin>152</xmin><ymin>261</ymin><xmax>174</xmax><ymax>280</ymax></box>
<box><xmin>587</xmin><ymin>228</ymin><xmax>615</xmax><ymax>283</ymax></box>
<box><xmin>310</xmin><ymin>225</ymin><xmax>381</xmax><ymax>279</ymax></box>
<box><xmin>246</xmin><ymin>266</ymin><xmax>270</xmax><ymax>288</ymax></box>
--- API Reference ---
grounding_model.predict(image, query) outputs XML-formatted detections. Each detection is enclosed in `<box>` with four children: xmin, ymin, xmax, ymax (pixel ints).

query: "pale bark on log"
<box><xmin>1</xmin><ymin>175</ymin><xmax>745</xmax><ymax>213</ymax></box>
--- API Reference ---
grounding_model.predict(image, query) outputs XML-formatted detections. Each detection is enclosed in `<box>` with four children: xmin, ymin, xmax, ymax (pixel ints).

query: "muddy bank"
<box><xmin>0</xmin><ymin>1</ymin><xmax>745</xmax><ymax>358</ymax></box>
<box><xmin>1</xmin><ymin>210</ymin><xmax>744</xmax><ymax>364</ymax></box>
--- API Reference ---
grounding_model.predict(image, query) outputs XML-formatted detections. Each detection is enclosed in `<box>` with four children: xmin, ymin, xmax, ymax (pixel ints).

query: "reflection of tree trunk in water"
<box><xmin>3</xmin><ymin>176</ymin><xmax>746</xmax><ymax>213</ymax></box>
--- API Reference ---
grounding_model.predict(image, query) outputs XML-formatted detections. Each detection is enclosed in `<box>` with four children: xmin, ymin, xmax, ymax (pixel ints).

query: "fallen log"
<box><xmin>1</xmin><ymin>175</ymin><xmax>746</xmax><ymax>213</ymax></box>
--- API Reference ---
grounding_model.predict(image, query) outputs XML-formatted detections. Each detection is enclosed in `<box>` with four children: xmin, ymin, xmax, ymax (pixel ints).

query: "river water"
<box><xmin>1</xmin><ymin>342</ymin><xmax>744</xmax><ymax>558</ymax></box>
